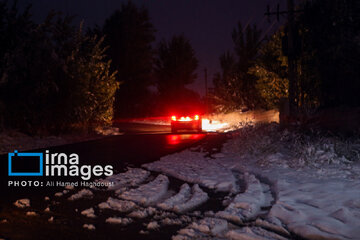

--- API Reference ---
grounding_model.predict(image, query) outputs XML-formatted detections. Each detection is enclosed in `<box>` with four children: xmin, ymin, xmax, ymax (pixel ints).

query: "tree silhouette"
<box><xmin>0</xmin><ymin>3</ymin><xmax>117</xmax><ymax>134</ymax></box>
<box><xmin>297</xmin><ymin>0</ymin><xmax>360</xmax><ymax>109</ymax></box>
<box><xmin>212</xmin><ymin>52</ymin><xmax>239</xmax><ymax>111</ymax></box>
<box><xmin>232</xmin><ymin>23</ymin><xmax>262</xmax><ymax>108</ymax></box>
<box><xmin>155</xmin><ymin>34</ymin><xmax>198</xmax><ymax>107</ymax></box>
<box><xmin>213</xmin><ymin>23</ymin><xmax>262</xmax><ymax>111</ymax></box>
<box><xmin>103</xmin><ymin>1</ymin><xmax>155</xmax><ymax>117</ymax></box>
<box><xmin>251</xmin><ymin>32</ymin><xmax>288</xmax><ymax>109</ymax></box>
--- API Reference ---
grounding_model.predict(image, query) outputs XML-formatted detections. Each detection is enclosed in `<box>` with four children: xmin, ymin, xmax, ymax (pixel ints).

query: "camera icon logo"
<box><xmin>8</xmin><ymin>150</ymin><xmax>43</xmax><ymax>176</ymax></box>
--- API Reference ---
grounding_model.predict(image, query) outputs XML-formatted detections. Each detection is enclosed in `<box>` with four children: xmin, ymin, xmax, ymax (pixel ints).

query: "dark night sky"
<box><xmin>19</xmin><ymin>0</ymin><xmax>285</xmax><ymax>95</ymax></box>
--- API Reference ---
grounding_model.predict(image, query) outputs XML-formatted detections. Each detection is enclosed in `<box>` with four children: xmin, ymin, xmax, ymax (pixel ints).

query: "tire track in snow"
<box><xmin>44</xmin><ymin>167</ymin><xmax>295</xmax><ymax>239</ymax></box>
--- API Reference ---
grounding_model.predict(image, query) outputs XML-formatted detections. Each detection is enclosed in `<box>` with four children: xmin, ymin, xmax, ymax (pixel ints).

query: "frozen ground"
<box><xmin>143</xmin><ymin>123</ymin><xmax>360</xmax><ymax>239</ymax></box>
<box><xmin>10</xmin><ymin>122</ymin><xmax>360</xmax><ymax>239</ymax></box>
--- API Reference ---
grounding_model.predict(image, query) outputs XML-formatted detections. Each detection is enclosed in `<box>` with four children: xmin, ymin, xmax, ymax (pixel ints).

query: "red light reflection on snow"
<box><xmin>166</xmin><ymin>134</ymin><xmax>205</xmax><ymax>145</ymax></box>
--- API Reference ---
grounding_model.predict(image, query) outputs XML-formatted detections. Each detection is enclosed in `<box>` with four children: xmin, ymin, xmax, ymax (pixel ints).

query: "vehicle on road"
<box><xmin>170</xmin><ymin>110</ymin><xmax>202</xmax><ymax>133</ymax></box>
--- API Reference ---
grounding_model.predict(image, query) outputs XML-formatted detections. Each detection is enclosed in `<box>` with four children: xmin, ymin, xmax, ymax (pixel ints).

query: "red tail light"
<box><xmin>172</xmin><ymin>115</ymin><xmax>199</xmax><ymax>122</ymax></box>
<box><xmin>179</xmin><ymin>116</ymin><xmax>192</xmax><ymax>121</ymax></box>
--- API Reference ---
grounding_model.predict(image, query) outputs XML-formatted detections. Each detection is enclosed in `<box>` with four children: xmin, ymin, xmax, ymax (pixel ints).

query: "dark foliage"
<box><xmin>103</xmin><ymin>1</ymin><xmax>155</xmax><ymax>117</ymax></box>
<box><xmin>212</xmin><ymin>23</ymin><xmax>263</xmax><ymax>111</ymax></box>
<box><xmin>297</xmin><ymin>0</ymin><xmax>360</xmax><ymax>109</ymax></box>
<box><xmin>154</xmin><ymin>34</ymin><xmax>200</xmax><ymax>112</ymax></box>
<box><xmin>0</xmin><ymin>2</ymin><xmax>117</xmax><ymax>134</ymax></box>
<box><xmin>213</xmin><ymin>0</ymin><xmax>359</xmax><ymax>114</ymax></box>
<box><xmin>251</xmin><ymin>32</ymin><xmax>288</xmax><ymax>109</ymax></box>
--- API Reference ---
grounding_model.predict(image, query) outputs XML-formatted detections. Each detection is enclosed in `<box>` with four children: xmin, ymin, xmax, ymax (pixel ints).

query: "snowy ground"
<box><xmin>9</xmin><ymin>122</ymin><xmax>360</xmax><ymax>239</ymax></box>
<box><xmin>144</xmin><ymin>123</ymin><xmax>360</xmax><ymax>239</ymax></box>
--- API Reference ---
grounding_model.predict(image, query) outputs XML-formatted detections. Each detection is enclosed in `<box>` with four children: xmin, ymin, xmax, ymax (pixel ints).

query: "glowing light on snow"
<box><xmin>166</xmin><ymin>134</ymin><xmax>204</xmax><ymax>145</ymax></box>
<box><xmin>126</xmin><ymin>110</ymin><xmax>278</xmax><ymax>133</ymax></box>
<box><xmin>202</xmin><ymin>119</ymin><xmax>229</xmax><ymax>132</ymax></box>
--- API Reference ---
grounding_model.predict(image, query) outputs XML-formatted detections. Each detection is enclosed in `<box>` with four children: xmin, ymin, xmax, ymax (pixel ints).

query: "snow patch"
<box><xmin>119</xmin><ymin>174</ymin><xmax>169</xmax><ymax>206</ymax></box>
<box><xmin>267</xmin><ymin>179</ymin><xmax>360</xmax><ymax>240</ymax></box>
<box><xmin>146</xmin><ymin>221</ymin><xmax>159</xmax><ymax>230</ymax></box>
<box><xmin>127</xmin><ymin>209</ymin><xmax>148</xmax><ymax>219</ymax></box>
<box><xmin>83</xmin><ymin>224</ymin><xmax>95</xmax><ymax>230</ymax></box>
<box><xmin>143</xmin><ymin>151</ymin><xmax>238</xmax><ymax>193</ymax></box>
<box><xmin>173</xmin><ymin>184</ymin><xmax>209</xmax><ymax>213</ymax></box>
<box><xmin>95</xmin><ymin>126</ymin><xmax>122</xmax><ymax>136</ymax></box>
<box><xmin>153</xmin><ymin>211</ymin><xmax>178</xmax><ymax>221</ymax></box>
<box><xmin>255</xmin><ymin>219</ymin><xmax>290</xmax><ymax>237</ymax></box>
<box><xmin>14</xmin><ymin>199</ymin><xmax>30</xmax><ymax>208</ymax></box>
<box><xmin>216</xmin><ymin>174</ymin><xmax>267</xmax><ymax>223</ymax></box>
<box><xmin>226</xmin><ymin>227</ymin><xmax>287</xmax><ymax>240</ymax></box>
<box><xmin>173</xmin><ymin>228</ymin><xmax>205</xmax><ymax>240</ymax></box>
<box><xmin>25</xmin><ymin>211</ymin><xmax>37</xmax><ymax>216</ymax></box>
<box><xmin>64</xmin><ymin>185</ymin><xmax>74</xmax><ymax>190</ymax></box>
<box><xmin>98</xmin><ymin>197</ymin><xmax>136</xmax><ymax>213</ymax></box>
<box><xmin>68</xmin><ymin>189</ymin><xmax>93</xmax><ymax>201</ymax></box>
<box><xmin>54</xmin><ymin>192</ymin><xmax>63</xmax><ymax>197</ymax></box>
<box><xmin>161</xmin><ymin>217</ymin><xmax>183</xmax><ymax>226</ymax></box>
<box><xmin>157</xmin><ymin>183</ymin><xmax>191</xmax><ymax>211</ymax></box>
<box><xmin>105</xmin><ymin>217</ymin><xmax>133</xmax><ymax>226</ymax></box>
<box><xmin>81</xmin><ymin>208</ymin><xmax>96</xmax><ymax>218</ymax></box>
<box><xmin>102</xmin><ymin>168</ymin><xmax>150</xmax><ymax>191</ymax></box>
<box><xmin>127</xmin><ymin>207</ymin><xmax>156</xmax><ymax>219</ymax></box>
<box><xmin>190</xmin><ymin>217</ymin><xmax>228</xmax><ymax>235</ymax></box>
<box><xmin>139</xmin><ymin>230</ymin><xmax>149</xmax><ymax>235</ymax></box>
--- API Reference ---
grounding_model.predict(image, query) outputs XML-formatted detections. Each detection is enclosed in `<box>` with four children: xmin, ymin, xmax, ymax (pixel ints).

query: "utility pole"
<box><xmin>204</xmin><ymin>68</ymin><xmax>208</xmax><ymax>114</ymax></box>
<box><xmin>65</xmin><ymin>0</ymin><xmax>69</xmax><ymax>15</ymax></box>
<box><xmin>265</xmin><ymin>0</ymin><xmax>303</xmax><ymax>121</ymax></box>
<box><xmin>204</xmin><ymin>68</ymin><xmax>208</xmax><ymax>98</ymax></box>
<box><xmin>286</xmin><ymin>0</ymin><xmax>298</xmax><ymax>118</ymax></box>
